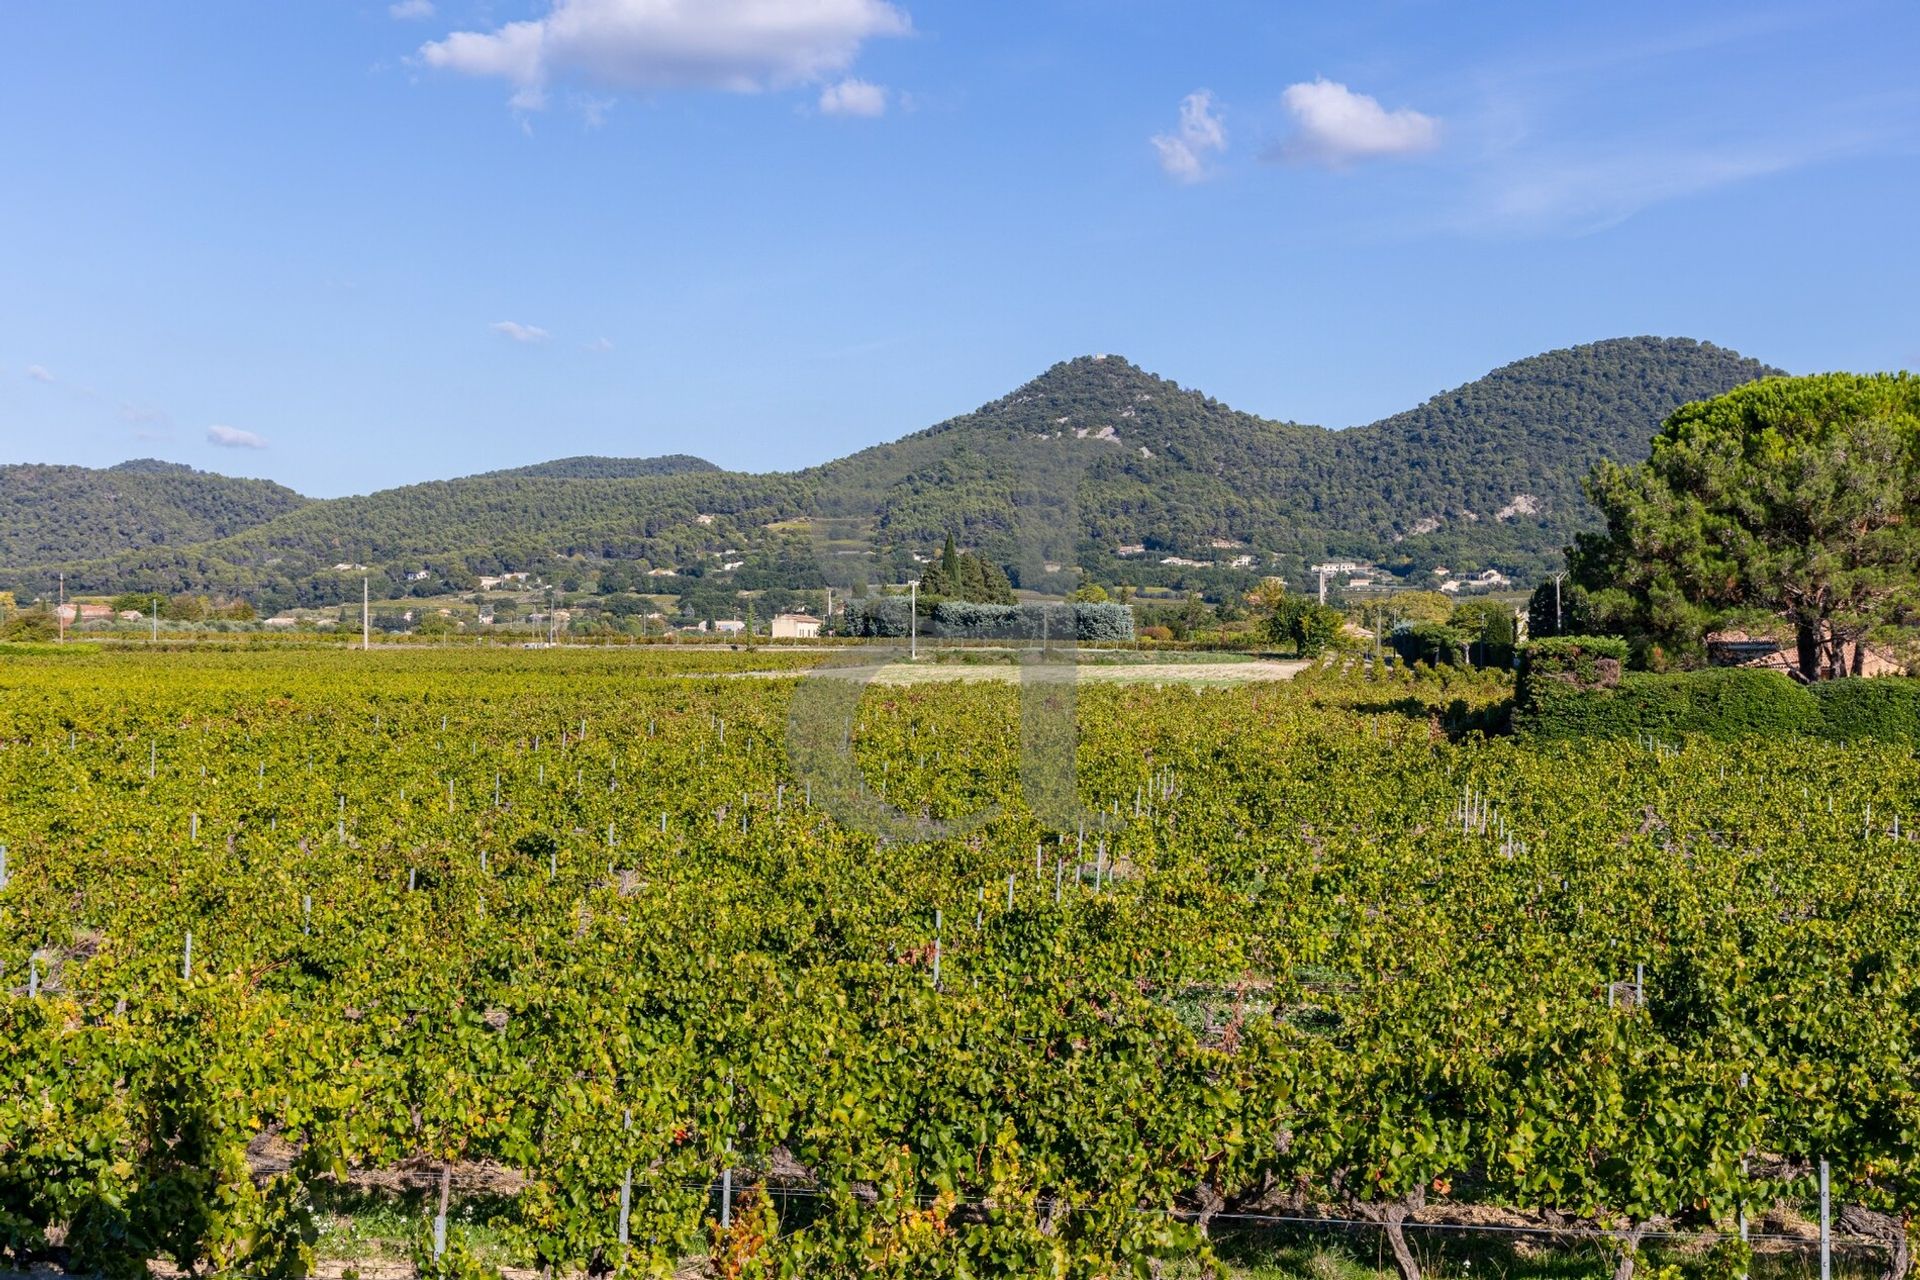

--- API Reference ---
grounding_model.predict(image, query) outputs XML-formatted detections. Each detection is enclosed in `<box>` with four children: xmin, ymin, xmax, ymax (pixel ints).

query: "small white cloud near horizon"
<box><xmin>491</xmin><ymin>320</ymin><xmax>551</xmax><ymax>343</ymax></box>
<box><xmin>207</xmin><ymin>425</ymin><xmax>267</xmax><ymax>449</ymax></box>
<box><xmin>419</xmin><ymin>0</ymin><xmax>910</xmax><ymax>113</ymax></box>
<box><xmin>819</xmin><ymin>78</ymin><xmax>888</xmax><ymax>118</ymax></box>
<box><xmin>1272</xmin><ymin>79</ymin><xmax>1439</xmax><ymax>168</ymax></box>
<box><xmin>25</xmin><ymin>364</ymin><xmax>55</xmax><ymax>383</ymax></box>
<box><xmin>389</xmin><ymin>0</ymin><xmax>435</xmax><ymax>19</ymax></box>
<box><xmin>585</xmin><ymin>337</ymin><xmax>615</xmax><ymax>352</ymax></box>
<box><xmin>1151</xmin><ymin>90</ymin><xmax>1228</xmax><ymax>183</ymax></box>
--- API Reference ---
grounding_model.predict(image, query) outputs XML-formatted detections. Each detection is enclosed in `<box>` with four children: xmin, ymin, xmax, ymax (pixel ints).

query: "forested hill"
<box><xmin>473</xmin><ymin>455</ymin><xmax>721</xmax><ymax>481</ymax></box>
<box><xmin>803</xmin><ymin>337</ymin><xmax>1776</xmax><ymax>574</ymax></box>
<box><xmin>1</xmin><ymin>337</ymin><xmax>1779</xmax><ymax>604</ymax></box>
<box><xmin>0</xmin><ymin>460</ymin><xmax>309</xmax><ymax>568</ymax></box>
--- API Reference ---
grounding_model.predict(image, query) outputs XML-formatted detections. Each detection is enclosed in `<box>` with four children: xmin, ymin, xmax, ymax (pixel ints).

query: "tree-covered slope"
<box><xmin>808</xmin><ymin>337</ymin><xmax>1777</xmax><ymax>574</ymax></box>
<box><xmin>474</xmin><ymin>454</ymin><xmax>721</xmax><ymax>480</ymax></box>
<box><xmin>0</xmin><ymin>338</ymin><xmax>1779</xmax><ymax>601</ymax></box>
<box><xmin>0</xmin><ymin>459</ymin><xmax>309</xmax><ymax>567</ymax></box>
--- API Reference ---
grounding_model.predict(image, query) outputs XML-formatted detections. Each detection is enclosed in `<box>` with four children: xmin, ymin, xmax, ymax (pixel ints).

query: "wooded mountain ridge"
<box><xmin>0</xmin><ymin>337</ymin><xmax>1779</xmax><ymax>606</ymax></box>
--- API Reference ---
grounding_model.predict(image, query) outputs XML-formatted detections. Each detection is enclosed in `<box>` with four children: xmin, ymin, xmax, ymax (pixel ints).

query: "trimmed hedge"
<box><xmin>1811</xmin><ymin>678</ymin><xmax>1920</xmax><ymax>748</ymax></box>
<box><xmin>1517</xmin><ymin>665</ymin><xmax>1920</xmax><ymax>746</ymax></box>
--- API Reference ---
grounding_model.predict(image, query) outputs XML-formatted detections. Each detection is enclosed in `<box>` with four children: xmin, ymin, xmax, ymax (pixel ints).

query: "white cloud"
<box><xmin>585</xmin><ymin>337</ymin><xmax>615</xmax><ymax>352</ymax></box>
<box><xmin>420</xmin><ymin>0</ymin><xmax>910</xmax><ymax>111</ymax></box>
<box><xmin>490</xmin><ymin>320</ymin><xmax>551</xmax><ymax>343</ymax></box>
<box><xmin>389</xmin><ymin>0</ymin><xmax>435</xmax><ymax>19</ymax></box>
<box><xmin>25</xmin><ymin>364</ymin><xmax>55</xmax><ymax>383</ymax></box>
<box><xmin>819</xmin><ymin>78</ymin><xmax>888</xmax><ymax>118</ymax></box>
<box><xmin>1273</xmin><ymin>79</ymin><xmax>1439</xmax><ymax>168</ymax></box>
<box><xmin>207</xmin><ymin>425</ymin><xmax>267</xmax><ymax>449</ymax></box>
<box><xmin>1151</xmin><ymin>91</ymin><xmax>1227</xmax><ymax>183</ymax></box>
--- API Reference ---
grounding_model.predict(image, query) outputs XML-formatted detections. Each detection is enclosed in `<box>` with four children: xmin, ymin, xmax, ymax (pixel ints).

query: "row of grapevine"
<box><xmin>0</xmin><ymin>647</ymin><xmax>1915</xmax><ymax>1278</ymax></box>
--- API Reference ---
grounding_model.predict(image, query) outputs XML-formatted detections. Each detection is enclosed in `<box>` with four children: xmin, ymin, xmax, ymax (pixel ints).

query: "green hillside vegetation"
<box><xmin>472</xmin><ymin>454</ymin><xmax>722</xmax><ymax>481</ymax></box>
<box><xmin>0</xmin><ymin>338</ymin><xmax>1776</xmax><ymax>610</ymax></box>
<box><xmin>0</xmin><ymin>459</ymin><xmax>308</xmax><ymax>567</ymax></box>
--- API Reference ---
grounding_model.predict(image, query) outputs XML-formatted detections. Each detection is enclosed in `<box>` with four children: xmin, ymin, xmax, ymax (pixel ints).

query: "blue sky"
<box><xmin>3</xmin><ymin>1</ymin><xmax>1916</xmax><ymax>497</ymax></box>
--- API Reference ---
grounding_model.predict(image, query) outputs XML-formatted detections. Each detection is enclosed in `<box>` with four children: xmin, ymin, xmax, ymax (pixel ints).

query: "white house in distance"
<box><xmin>771</xmin><ymin>613</ymin><xmax>821</xmax><ymax>639</ymax></box>
<box><xmin>712</xmin><ymin>619</ymin><xmax>747</xmax><ymax>635</ymax></box>
<box><xmin>1437</xmin><ymin>568</ymin><xmax>1514</xmax><ymax>595</ymax></box>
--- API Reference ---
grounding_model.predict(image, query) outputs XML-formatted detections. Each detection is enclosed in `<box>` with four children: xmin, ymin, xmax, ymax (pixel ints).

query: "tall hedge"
<box><xmin>846</xmin><ymin>598</ymin><xmax>1133</xmax><ymax>642</ymax></box>
<box><xmin>1517</xmin><ymin>666</ymin><xmax>1919</xmax><ymax>745</ymax></box>
<box><xmin>1811</xmin><ymin>678</ymin><xmax>1920</xmax><ymax>747</ymax></box>
<box><xmin>845</xmin><ymin>597</ymin><xmax>911</xmax><ymax>638</ymax></box>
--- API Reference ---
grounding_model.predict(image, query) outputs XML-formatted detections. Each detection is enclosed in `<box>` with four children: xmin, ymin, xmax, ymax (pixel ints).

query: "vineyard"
<box><xmin>1</xmin><ymin>647</ymin><xmax>1916</xmax><ymax>1279</ymax></box>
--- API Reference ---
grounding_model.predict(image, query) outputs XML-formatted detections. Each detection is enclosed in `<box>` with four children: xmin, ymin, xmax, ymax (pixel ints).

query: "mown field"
<box><xmin>0</xmin><ymin>648</ymin><xmax>1915</xmax><ymax>1279</ymax></box>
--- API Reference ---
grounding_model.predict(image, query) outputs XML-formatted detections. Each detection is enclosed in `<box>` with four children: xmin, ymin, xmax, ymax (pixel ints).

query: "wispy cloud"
<box><xmin>25</xmin><ymin>364</ymin><xmax>55</xmax><ymax>383</ymax></box>
<box><xmin>207</xmin><ymin>425</ymin><xmax>267</xmax><ymax>449</ymax></box>
<box><xmin>490</xmin><ymin>320</ymin><xmax>551</xmax><ymax>344</ymax></box>
<box><xmin>1437</xmin><ymin>30</ymin><xmax>1920</xmax><ymax>237</ymax></box>
<box><xmin>1151</xmin><ymin>91</ymin><xmax>1227</xmax><ymax>183</ymax></box>
<box><xmin>584</xmin><ymin>337</ymin><xmax>614</xmax><ymax>353</ymax></box>
<box><xmin>573</xmin><ymin>93</ymin><xmax>615</xmax><ymax>127</ymax></box>
<box><xmin>819</xmin><ymin>78</ymin><xmax>888</xmax><ymax>118</ymax></box>
<box><xmin>1268</xmin><ymin>79</ymin><xmax>1439</xmax><ymax>168</ymax></box>
<box><xmin>389</xmin><ymin>0</ymin><xmax>435</xmax><ymax>19</ymax></box>
<box><xmin>419</xmin><ymin>0</ymin><xmax>910</xmax><ymax>113</ymax></box>
<box><xmin>1464</xmin><ymin>133</ymin><xmax>1883</xmax><ymax>236</ymax></box>
<box><xmin>120</xmin><ymin>404</ymin><xmax>172</xmax><ymax>429</ymax></box>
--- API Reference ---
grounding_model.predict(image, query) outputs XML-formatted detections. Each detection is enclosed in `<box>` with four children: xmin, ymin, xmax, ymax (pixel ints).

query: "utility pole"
<box><xmin>1552</xmin><ymin>571</ymin><xmax>1566</xmax><ymax>636</ymax></box>
<box><xmin>151</xmin><ymin>596</ymin><xmax>159</xmax><ymax>643</ymax></box>
<box><xmin>362</xmin><ymin>577</ymin><xmax>370</xmax><ymax>651</ymax></box>
<box><xmin>909</xmin><ymin>580</ymin><xmax>918</xmax><ymax>660</ymax></box>
<box><xmin>57</xmin><ymin>572</ymin><xmax>66</xmax><ymax>643</ymax></box>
